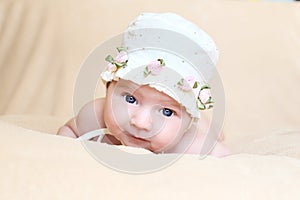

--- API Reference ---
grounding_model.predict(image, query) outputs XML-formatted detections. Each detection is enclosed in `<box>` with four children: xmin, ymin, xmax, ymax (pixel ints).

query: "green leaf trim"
<box><xmin>117</xmin><ymin>47</ymin><xmax>126</xmax><ymax>53</ymax></box>
<box><xmin>193</xmin><ymin>81</ymin><xmax>200</xmax><ymax>89</ymax></box>
<box><xmin>177</xmin><ymin>78</ymin><xmax>184</xmax><ymax>86</ymax></box>
<box><xmin>207</xmin><ymin>105</ymin><xmax>213</xmax><ymax>109</ymax></box>
<box><xmin>157</xmin><ymin>58</ymin><xmax>165</xmax><ymax>66</ymax></box>
<box><xmin>105</xmin><ymin>55</ymin><xmax>114</xmax><ymax>63</ymax></box>
<box><xmin>197</xmin><ymin>99</ymin><xmax>205</xmax><ymax>110</ymax></box>
<box><xmin>205</xmin><ymin>96</ymin><xmax>214</xmax><ymax>104</ymax></box>
<box><xmin>144</xmin><ymin>67</ymin><xmax>151</xmax><ymax>77</ymax></box>
<box><xmin>200</xmin><ymin>85</ymin><xmax>211</xmax><ymax>90</ymax></box>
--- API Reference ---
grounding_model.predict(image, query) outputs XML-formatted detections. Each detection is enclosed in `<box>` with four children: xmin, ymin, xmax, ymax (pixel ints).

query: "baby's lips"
<box><xmin>124</xmin><ymin>129</ymin><xmax>156</xmax><ymax>140</ymax></box>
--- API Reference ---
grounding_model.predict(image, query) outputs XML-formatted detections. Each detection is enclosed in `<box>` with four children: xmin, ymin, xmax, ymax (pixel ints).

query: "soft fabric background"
<box><xmin>1</xmin><ymin>0</ymin><xmax>300</xmax><ymax>141</ymax></box>
<box><xmin>1</xmin><ymin>0</ymin><xmax>300</xmax><ymax>199</ymax></box>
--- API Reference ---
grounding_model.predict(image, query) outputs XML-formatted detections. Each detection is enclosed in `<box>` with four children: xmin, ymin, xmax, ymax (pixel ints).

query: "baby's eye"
<box><xmin>160</xmin><ymin>108</ymin><xmax>174</xmax><ymax>117</ymax></box>
<box><xmin>124</xmin><ymin>94</ymin><xmax>137</xmax><ymax>104</ymax></box>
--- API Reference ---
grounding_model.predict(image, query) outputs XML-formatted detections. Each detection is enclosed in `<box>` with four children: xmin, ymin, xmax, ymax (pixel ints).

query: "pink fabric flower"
<box><xmin>114</xmin><ymin>51</ymin><xmax>128</xmax><ymax>63</ymax></box>
<box><xmin>102</xmin><ymin>47</ymin><xmax>128</xmax><ymax>82</ymax></box>
<box><xmin>147</xmin><ymin>60</ymin><xmax>163</xmax><ymax>75</ymax></box>
<box><xmin>185</xmin><ymin>76</ymin><xmax>196</xmax><ymax>86</ymax></box>
<box><xmin>199</xmin><ymin>88</ymin><xmax>211</xmax><ymax>104</ymax></box>
<box><xmin>107</xmin><ymin>63</ymin><xmax>117</xmax><ymax>72</ymax></box>
<box><xmin>178</xmin><ymin>76</ymin><xmax>196</xmax><ymax>91</ymax></box>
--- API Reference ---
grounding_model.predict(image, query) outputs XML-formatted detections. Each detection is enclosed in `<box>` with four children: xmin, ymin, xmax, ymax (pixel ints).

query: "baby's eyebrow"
<box><xmin>117</xmin><ymin>83</ymin><xmax>138</xmax><ymax>92</ymax></box>
<box><xmin>159</xmin><ymin>99</ymin><xmax>181</xmax><ymax>108</ymax></box>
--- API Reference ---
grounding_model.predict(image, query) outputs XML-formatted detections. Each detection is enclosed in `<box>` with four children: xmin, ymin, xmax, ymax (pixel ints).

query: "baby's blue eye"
<box><xmin>161</xmin><ymin>108</ymin><xmax>174</xmax><ymax>117</ymax></box>
<box><xmin>124</xmin><ymin>94</ymin><xmax>137</xmax><ymax>104</ymax></box>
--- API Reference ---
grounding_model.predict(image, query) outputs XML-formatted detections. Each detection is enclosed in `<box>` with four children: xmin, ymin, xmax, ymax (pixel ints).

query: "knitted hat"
<box><xmin>101</xmin><ymin>13</ymin><xmax>219</xmax><ymax>118</ymax></box>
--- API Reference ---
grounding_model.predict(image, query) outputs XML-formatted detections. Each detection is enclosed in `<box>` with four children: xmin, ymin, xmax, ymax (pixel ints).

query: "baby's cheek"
<box><xmin>111</xmin><ymin>96</ymin><xmax>133</xmax><ymax>125</ymax></box>
<box><xmin>150</xmin><ymin>125</ymin><xmax>183</xmax><ymax>152</ymax></box>
<box><xmin>103</xmin><ymin>114</ymin><xmax>122</xmax><ymax>140</ymax></box>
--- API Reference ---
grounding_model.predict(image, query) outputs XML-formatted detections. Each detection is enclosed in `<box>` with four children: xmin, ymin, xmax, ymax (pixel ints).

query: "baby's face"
<box><xmin>103</xmin><ymin>79</ymin><xmax>193</xmax><ymax>153</ymax></box>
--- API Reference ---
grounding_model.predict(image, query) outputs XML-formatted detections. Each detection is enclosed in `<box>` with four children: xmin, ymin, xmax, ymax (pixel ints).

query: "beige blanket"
<box><xmin>1</xmin><ymin>0</ymin><xmax>300</xmax><ymax>199</ymax></box>
<box><xmin>1</xmin><ymin>119</ymin><xmax>300</xmax><ymax>199</ymax></box>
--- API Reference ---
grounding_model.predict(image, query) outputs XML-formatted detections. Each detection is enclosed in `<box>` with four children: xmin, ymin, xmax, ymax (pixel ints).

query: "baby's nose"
<box><xmin>130</xmin><ymin>108</ymin><xmax>152</xmax><ymax>131</ymax></box>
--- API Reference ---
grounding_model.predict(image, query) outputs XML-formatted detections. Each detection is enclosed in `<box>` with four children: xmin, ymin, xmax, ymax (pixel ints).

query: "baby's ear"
<box><xmin>184</xmin><ymin>117</ymin><xmax>198</xmax><ymax>133</ymax></box>
<box><xmin>191</xmin><ymin>116</ymin><xmax>225</xmax><ymax>142</ymax></box>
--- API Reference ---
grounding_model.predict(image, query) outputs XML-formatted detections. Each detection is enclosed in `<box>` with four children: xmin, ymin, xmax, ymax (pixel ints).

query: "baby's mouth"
<box><xmin>125</xmin><ymin>131</ymin><xmax>148</xmax><ymax>141</ymax></box>
<box><xmin>122</xmin><ymin>131</ymin><xmax>150</xmax><ymax>148</ymax></box>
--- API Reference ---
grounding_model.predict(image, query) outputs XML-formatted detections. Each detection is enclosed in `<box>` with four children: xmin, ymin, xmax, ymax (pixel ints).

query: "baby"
<box><xmin>58</xmin><ymin>13</ymin><xmax>230</xmax><ymax>157</ymax></box>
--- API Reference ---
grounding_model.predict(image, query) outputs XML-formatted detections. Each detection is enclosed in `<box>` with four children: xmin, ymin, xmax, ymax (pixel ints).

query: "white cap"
<box><xmin>101</xmin><ymin>13</ymin><xmax>219</xmax><ymax>118</ymax></box>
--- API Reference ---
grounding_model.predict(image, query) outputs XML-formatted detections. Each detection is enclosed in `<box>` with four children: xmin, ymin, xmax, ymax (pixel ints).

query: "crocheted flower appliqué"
<box><xmin>102</xmin><ymin>47</ymin><xmax>128</xmax><ymax>82</ymax></box>
<box><xmin>197</xmin><ymin>85</ymin><xmax>214</xmax><ymax>110</ymax></box>
<box><xmin>178</xmin><ymin>77</ymin><xmax>214</xmax><ymax>110</ymax></box>
<box><xmin>177</xmin><ymin>76</ymin><xmax>196</xmax><ymax>91</ymax></box>
<box><xmin>144</xmin><ymin>59</ymin><xmax>165</xmax><ymax>77</ymax></box>
<box><xmin>102</xmin><ymin>47</ymin><xmax>214</xmax><ymax>112</ymax></box>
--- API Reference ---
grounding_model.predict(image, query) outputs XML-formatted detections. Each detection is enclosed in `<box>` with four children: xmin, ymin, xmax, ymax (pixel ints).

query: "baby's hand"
<box><xmin>57</xmin><ymin>123</ymin><xmax>78</xmax><ymax>138</ymax></box>
<box><xmin>57</xmin><ymin>98</ymin><xmax>106</xmax><ymax>139</ymax></box>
